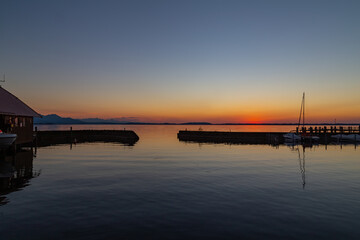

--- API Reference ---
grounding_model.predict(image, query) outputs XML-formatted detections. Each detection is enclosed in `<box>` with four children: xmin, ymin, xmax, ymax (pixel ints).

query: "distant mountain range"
<box><xmin>34</xmin><ymin>114</ymin><xmax>84</xmax><ymax>124</ymax></box>
<box><xmin>34</xmin><ymin>114</ymin><xmax>140</xmax><ymax>124</ymax></box>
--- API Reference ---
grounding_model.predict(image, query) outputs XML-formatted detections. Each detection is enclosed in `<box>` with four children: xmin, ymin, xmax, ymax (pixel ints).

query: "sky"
<box><xmin>1</xmin><ymin>0</ymin><xmax>359</xmax><ymax>123</ymax></box>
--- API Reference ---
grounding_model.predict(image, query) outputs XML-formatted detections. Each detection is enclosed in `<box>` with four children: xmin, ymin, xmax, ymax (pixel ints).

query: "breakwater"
<box><xmin>177</xmin><ymin>130</ymin><xmax>337</xmax><ymax>145</ymax></box>
<box><xmin>35</xmin><ymin>130</ymin><xmax>139</xmax><ymax>147</ymax></box>
<box><xmin>178</xmin><ymin>130</ymin><xmax>285</xmax><ymax>144</ymax></box>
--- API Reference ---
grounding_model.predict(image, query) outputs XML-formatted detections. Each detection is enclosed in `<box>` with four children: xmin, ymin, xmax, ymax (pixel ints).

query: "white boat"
<box><xmin>331</xmin><ymin>134</ymin><xmax>360</xmax><ymax>142</ymax></box>
<box><xmin>302</xmin><ymin>134</ymin><xmax>320</xmax><ymax>141</ymax></box>
<box><xmin>284</xmin><ymin>132</ymin><xmax>301</xmax><ymax>141</ymax></box>
<box><xmin>284</xmin><ymin>132</ymin><xmax>319</xmax><ymax>141</ymax></box>
<box><xmin>0</xmin><ymin>130</ymin><xmax>17</xmax><ymax>147</ymax></box>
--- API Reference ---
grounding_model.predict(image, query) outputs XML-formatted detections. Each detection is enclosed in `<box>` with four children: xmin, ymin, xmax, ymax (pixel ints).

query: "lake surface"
<box><xmin>1</xmin><ymin>125</ymin><xmax>359</xmax><ymax>239</ymax></box>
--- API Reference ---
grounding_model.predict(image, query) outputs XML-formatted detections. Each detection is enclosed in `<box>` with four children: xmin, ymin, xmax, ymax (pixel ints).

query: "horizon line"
<box><xmin>34</xmin><ymin>122</ymin><xmax>360</xmax><ymax>126</ymax></box>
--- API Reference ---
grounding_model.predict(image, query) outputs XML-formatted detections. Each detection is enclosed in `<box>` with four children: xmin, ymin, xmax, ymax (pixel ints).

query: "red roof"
<box><xmin>0</xmin><ymin>87</ymin><xmax>41</xmax><ymax>117</ymax></box>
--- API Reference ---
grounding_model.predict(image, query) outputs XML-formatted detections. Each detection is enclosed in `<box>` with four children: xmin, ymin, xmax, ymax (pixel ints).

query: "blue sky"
<box><xmin>1</xmin><ymin>0</ymin><xmax>359</xmax><ymax>122</ymax></box>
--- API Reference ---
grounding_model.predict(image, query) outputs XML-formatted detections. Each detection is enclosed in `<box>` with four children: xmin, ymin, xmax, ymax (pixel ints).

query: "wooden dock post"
<box><xmin>34</xmin><ymin>126</ymin><xmax>38</xmax><ymax>142</ymax></box>
<box><xmin>34</xmin><ymin>126</ymin><xmax>38</xmax><ymax>148</ymax></box>
<box><xmin>302</xmin><ymin>127</ymin><xmax>306</xmax><ymax>133</ymax></box>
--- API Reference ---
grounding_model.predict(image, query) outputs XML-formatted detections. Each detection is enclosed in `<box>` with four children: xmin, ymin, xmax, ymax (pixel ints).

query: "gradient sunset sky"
<box><xmin>1</xmin><ymin>0</ymin><xmax>359</xmax><ymax>123</ymax></box>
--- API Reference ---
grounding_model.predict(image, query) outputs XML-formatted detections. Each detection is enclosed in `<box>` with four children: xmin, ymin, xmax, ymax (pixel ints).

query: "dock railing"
<box><xmin>295</xmin><ymin>126</ymin><xmax>360</xmax><ymax>134</ymax></box>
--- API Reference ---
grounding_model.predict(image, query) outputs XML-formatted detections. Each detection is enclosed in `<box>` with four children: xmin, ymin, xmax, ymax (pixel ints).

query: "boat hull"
<box><xmin>284</xmin><ymin>133</ymin><xmax>301</xmax><ymax>141</ymax></box>
<box><xmin>332</xmin><ymin>134</ymin><xmax>360</xmax><ymax>142</ymax></box>
<box><xmin>0</xmin><ymin>134</ymin><xmax>17</xmax><ymax>147</ymax></box>
<box><xmin>302</xmin><ymin>135</ymin><xmax>320</xmax><ymax>140</ymax></box>
<box><xmin>284</xmin><ymin>133</ymin><xmax>320</xmax><ymax>142</ymax></box>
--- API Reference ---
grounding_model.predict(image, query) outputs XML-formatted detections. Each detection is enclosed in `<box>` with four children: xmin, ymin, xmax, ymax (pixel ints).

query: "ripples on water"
<box><xmin>0</xmin><ymin>125</ymin><xmax>359</xmax><ymax>239</ymax></box>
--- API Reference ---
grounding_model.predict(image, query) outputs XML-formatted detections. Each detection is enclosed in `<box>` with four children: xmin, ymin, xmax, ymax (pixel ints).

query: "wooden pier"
<box><xmin>34</xmin><ymin>129</ymin><xmax>139</xmax><ymax>147</ymax></box>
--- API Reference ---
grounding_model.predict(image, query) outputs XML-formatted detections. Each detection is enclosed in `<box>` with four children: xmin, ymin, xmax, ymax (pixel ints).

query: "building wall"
<box><xmin>0</xmin><ymin>115</ymin><xmax>34</xmax><ymax>145</ymax></box>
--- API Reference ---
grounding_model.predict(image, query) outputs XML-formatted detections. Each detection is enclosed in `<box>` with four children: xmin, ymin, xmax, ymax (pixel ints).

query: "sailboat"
<box><xmin>284</xmin><ymin>93</ymin><xmax>319</xmax><ymax>142</ymax></box>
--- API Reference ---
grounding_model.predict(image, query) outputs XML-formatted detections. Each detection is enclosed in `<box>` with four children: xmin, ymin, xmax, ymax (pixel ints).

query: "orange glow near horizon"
<box><xmin>12</xmin><ymin>81</ymin><xmax>360</xmax><ymax>124</ymax></box>
<box><xmin>36</xmin><ymin>103</ymin><xmax>360</xmax><ymax>124</ymax></box>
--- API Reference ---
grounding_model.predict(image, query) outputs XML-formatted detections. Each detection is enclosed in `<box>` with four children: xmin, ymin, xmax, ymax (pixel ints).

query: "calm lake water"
<box><xmin>1</xmin><ymin>125</ymin><xmax>359</xmax><ymax>239</ymax></box>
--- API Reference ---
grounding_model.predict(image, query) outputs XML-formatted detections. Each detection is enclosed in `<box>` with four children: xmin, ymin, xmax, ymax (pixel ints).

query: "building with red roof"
<box><xmin>0</xmin><ymin>86</ymin><xmax>41</xmax><ymax>145</ymax></box>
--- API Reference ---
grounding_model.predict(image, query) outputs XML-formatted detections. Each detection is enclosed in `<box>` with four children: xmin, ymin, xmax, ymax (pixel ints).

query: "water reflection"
<box><xmin>0</xmin><ymin>129</ymin><xmax>359</xmax><ymax>239</ymax></box>
<box><xmin>297</xmin><ymin>146</ymin><xmax>306</xmax><ymax>189</ymax></box>
<box><xmin>287</xmin><ymin>144</ymin><xmax>307</xmax><ymax>189</ymax></box>
<box><xmin>0</xmin><ymin>149</ymin><xmax>40</xmax><ymax>205</ymax></box>
<box><xmin>183</xmin><ymin>138</ymin><xmax>358</xmax><ymax>191</ymax></box>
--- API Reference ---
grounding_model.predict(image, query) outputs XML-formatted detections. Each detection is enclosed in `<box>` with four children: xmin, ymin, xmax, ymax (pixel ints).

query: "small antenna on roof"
<box><xmin>0</xmin><ymin>74</ymin><xmax>5</xmax><ymax>87</ymax></box>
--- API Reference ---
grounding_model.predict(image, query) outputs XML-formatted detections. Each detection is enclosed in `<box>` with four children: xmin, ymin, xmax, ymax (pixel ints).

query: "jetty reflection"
<box><xmin>178</xmin><ymin>130</ymin><xmax>359</xmax><ymax>149</ymax></box>
<box><xmin>0</xmin><ymin>148</ymin><xmax>40</xmax><ymax>206</ymax></box>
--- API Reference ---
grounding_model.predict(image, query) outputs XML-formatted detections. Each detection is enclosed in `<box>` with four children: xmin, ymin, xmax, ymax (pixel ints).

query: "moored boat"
<box><xmin>300</xmin><ymin>133</ymin><xmax>320</xmax><ymax>141</ymax></box>
<box><xmin>0</xmin><ymin>130</ymin><xmax>17</xmax><ymax>147</ymax></box>
<box><xmin>284</xmin><ymin>132</ymin><xmax>301</xmax><ymax>141</ymax></box>
<box><xmin>331</xmin><ymin>134</ymin><xmax>360</xmax><ymax>142</ymax></box>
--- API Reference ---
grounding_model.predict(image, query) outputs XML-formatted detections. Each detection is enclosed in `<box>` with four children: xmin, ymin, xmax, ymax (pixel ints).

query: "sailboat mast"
<box><xmin>298</xmin><ymin>92</ymin><xmax>304</xmax><ymax>129</ymax></box>
<box><xmin>303</xmin><ymin>92</ymin><xmax>305</xmax><ymax>127</ymax></box>
<box><xmin>297</xmin><ymin>92</ymin><xmax>305</xmax><ymax>130</ymax></box>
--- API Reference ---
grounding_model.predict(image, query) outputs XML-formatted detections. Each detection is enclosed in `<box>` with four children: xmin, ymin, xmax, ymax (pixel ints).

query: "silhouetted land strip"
<box><xmin>35</xmin><ymin>130</ymin><xmax>139</xmax><ymax>147</ymax></box>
